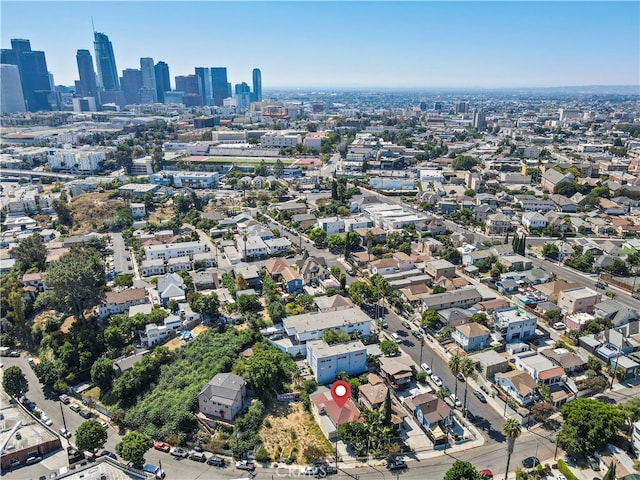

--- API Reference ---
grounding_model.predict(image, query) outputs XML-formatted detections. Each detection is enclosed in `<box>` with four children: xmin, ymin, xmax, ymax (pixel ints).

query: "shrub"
<box><xmin>557</xmin><ymin>459</ymin><xmax>579</xmax><ymax>480</ymax></box>
<box><xmin>255</xmin><ymin>445</ymin><xmax>270</xmax><ymax>463</ymax></box>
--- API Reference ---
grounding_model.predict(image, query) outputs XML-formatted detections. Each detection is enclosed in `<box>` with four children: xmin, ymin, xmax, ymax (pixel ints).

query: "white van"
<box><xmin>553</xmin><ymin>322</ymin><xmax>566</xmax><ymax>330</ymax></box>
<box><xmin>391</xmin><ymin>333</ymin><xmax>401</xmax><ymax>343</ymax></box>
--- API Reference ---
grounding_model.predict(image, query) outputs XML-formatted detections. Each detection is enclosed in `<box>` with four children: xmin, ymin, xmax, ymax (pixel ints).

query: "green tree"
<box><xmin>308</xmin><ymin>228</ymin><xmax>327</xmax><ymax>245</ymax></box>
<box><xmin>379</xmin><ymin>340</ymin><xmax>399</xmax><ymax>356</ymax></box>
<box><xmin>451</xmin><ymin>156</ymin><xmax>479</xmax><ymax>170</ymax></box>
<box><xmin>347</xmin><ymin>281</ymin><xmax>376</xmax><ymax>305</ymax></box>
<box><xmin>449</xmin><ymin>354</ymin><xmax>461</xmax><ymax>400</ymax></box>
<box><xmin>10</xmin><ymin>233</ymin><xmax>47</xmax><ymax>272</ymax></box>
<box><xmin>52</xmin><ymin>199</ymin><xmax>73</xmax><ymax>227</ymax></box>
<box><xmin>116</xmin><ymin>431</ymin><xmax>151</xmax><ymax>468</ymax></box>
<box><xmin>322</xmin><ymin>329</ymin><xmax>351</xmax><ymax>345</ymax></box>
<box><xmin>90</xmin><ymin>356</ymin><xmax>115</xmax><ymax>393</ymax></box>
<box><xmin>421</xmin><ymin>309</ymin><xmax>440</xmax><ymax>329</ymax></box>
<box><xmin>382</xmin><ymin>388</ymin><xmax>392</xmax><ymax>426</ymax></box>
<box><xmin>43</xmin><ymin>246</ymin><xmax>105</xmax><ymax>321</ymax></box>
<box><xmin>274</xmin><ymin>159</ymin><xmax>284</xmax><ymax>177</ymax></box>
<box><xmin>113</xmin><ymin>273</ymin><xmax>134</xmax><ymax>287</ymax></box>
<box><xmin>441</xmin><ymin>247</ymin><xmax>462</xmax><ymax>265</ymax></box>
<box><xmin>602</xmin><ymin>462</ymin><xmax>616</xmax><ymax>480</ymax></box>
<box><xmin>237</xmin><ymin>294</ymin><xmax>259</xmax><ymax>313</ymax></box>
<box><xmin>542</xmin><ymin>243</ymin><xmax>559</xmax><ymax>260</ymax></box>
<box><xmin>76</xmin><ymin>419</ymin><xmax>108</xmax><ymax>458</ymax></box>
<box><xmin>444</xmin><ymin>460</ymin><xmax>480</xmax><ymax>480</ymax></box>
<box><xmin>557</xmin><ymin>398</ymin><xmax>625</xmax><ymax>455</ymax></box>
<box><xmin>267</xmin><ymin>300</ymin><xmax>286</xmax><ymax>323</ymax></box>
<box><xmin>191</xmin><ymin>292</ymin><xmax>220</xmax><ymax>320</ymax></box>
<box><xmin>2</xmin><ymin>366</ymin><xmax>28</xmax><ymax>398</ymax></box>
<box><xmin>459</xmin><ymin>357</ymin><xmax>475</xmax><ymax>414</ymax></box>
<box><xmin>503</xmin><ymin>418</ymin><xmax>522</xmax><ymax>480</ymax></box>
<box><xmin>432</xmin><ymin>285</ymin><xmax>447</xmax><ymax>294</ymax></box>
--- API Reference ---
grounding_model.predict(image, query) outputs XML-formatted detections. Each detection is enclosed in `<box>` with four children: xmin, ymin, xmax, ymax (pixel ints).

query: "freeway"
<box><xmin>0</xmin><ymin>168</ymin><xmax>77</xmax><ymax>180</ymax></box>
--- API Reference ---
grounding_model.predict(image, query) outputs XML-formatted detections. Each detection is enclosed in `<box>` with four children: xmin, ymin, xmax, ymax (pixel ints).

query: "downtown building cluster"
<box><xmin>0</xmin><ymin>32</ymin><xmax>262</xmax><ymax>113</ymax></box>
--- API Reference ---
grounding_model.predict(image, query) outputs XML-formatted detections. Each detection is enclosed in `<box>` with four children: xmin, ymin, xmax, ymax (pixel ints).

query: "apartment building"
<box><xmin>494</xmin><ymin>307</ymin><xmax>538</xmax><ymax>342</ymax></box>
<box><xmin>306</xmin><ymin>340</ymin><xmax>368</xmax><ymax>385</ymax></box>
<box><xmin>144</xmin><ymin>241</ymin><xmax>209</xmax><ymax>261</ymax></box>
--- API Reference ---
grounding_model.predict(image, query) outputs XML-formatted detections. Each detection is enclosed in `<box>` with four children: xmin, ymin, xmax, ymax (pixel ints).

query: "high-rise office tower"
<box><xmin>154</xmin><ymin>61</ymin><xmax>170</xmax><ymax>103</ymax></box>
<box><xmin>454</xmin><ymin>101</ymin><xmax>469</xmax><ymax>114</ymax></box>
<box><xmin>0</xmin><ymin>64</ymin><xmax>26</xmax><ymax>113</ymax></box>
<box><xmin>194</xmin><ymin>67</ymin><xmax>211</xmax><ymax>105</ymax></box>
<box><xmin>93</xmin><ymin>32</ymin><xmax>120</xmax><ymax>91</ymax></box>
<box><xmin>175</xmin><ymin>75</ymin><xmax>201</xmax><ymax>106</ymax></box>
<box><xmin>251</xmin><ymin>68</ymin><xmax>262</xmax><ymax>102</ymax></box>
<box><xmin>433</xmin><ymin>102</ymin><xmax>443</xmax><ymax>111</ymax></box>
<box><xmin>121</xmin><ymin>68</ymin><xmax>142</xmax><ymax>105</ymax></box>
<box><xmin>139</xmin><ymin>57</ymin><xmax>157</xmax><ymax>103</ymax></box>
<box><xmin>210</xmin><ymin>67</ymin><xmax>228</xmax><ymax>107</ymax></box>
<box><xmin>76</xmin><ymin>49</ymin><xmax>99</xmax><ymax>101</ymax></box>
<box><xmin>0</xmin><ymin>39</ymin><xmax>52</xmax><ymax>111</ymax></box>
<box><xmin>235</xmin><ymin>82</ymin><xmax>251</xmax><ymax>110</ymax></box>
<box><xmin>473</xmin><ymin>111</ymin><xmax>487</xmax><ymax>131</ymax></box>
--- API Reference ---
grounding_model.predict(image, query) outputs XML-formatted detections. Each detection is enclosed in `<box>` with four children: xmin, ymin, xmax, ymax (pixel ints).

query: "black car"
<box><xmin>78</xmin><ymin>409</ymin><xmax>91</xmax><ymax>419</ymax></box>
<box><xmin>206</xmin><ymin>456</ymin><xmax>225</xmax><ymax>467</ymax></box>
<box><xmin>522</xmin><ymin>457</ymin><xmax>540</xmax><ymax>468</ymax></box>
<box><xmin>474</xmin><ymin>391</ymin><xmax>487</xmax><ymax>403</ymax></box>
<box><xmin>387</xmin><ymin>459</ymin><xmax>408</xmax><ymax>471</ymax></box>
<box><xmin>189</xmin><ymin>452</ymin><xmax>206</xmax><ymax>462</ymax></box>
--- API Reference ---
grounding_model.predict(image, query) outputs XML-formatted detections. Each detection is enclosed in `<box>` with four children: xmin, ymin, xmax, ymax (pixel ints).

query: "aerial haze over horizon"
<box><xmin>1</xmin><ymin>1</ymin><xmax>639</xmax><ymax>90</ymax></box>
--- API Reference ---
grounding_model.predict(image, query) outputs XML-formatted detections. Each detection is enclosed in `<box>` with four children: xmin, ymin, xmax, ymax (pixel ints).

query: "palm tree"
<box><xmin>459</xmin><ymin>357</ymin><xmax>475</xmax><ymax>417</ymax></box>
<box><xmin>448</xmin><ymin>354</ymin><xmax>461</xmax><ymax>400</ymax></box>
<box><xmin>503</xmin><ymin>418</ymin><xmax>522</xmax><ymax>480</ymax></box>
<box><xmin>366</xmin><ymin>229</ymin><xmax>375</xmax><ymax>263</ymax></box>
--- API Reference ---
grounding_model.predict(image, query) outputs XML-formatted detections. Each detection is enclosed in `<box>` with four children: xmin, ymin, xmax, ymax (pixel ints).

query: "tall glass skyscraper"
<box><xmin>154</xmin><ymin>61</ymin><xmax>170</xmax><ymax>103</ymax></box>
<box><xmin>93</xmin><ymin>32</ymin><xmax>119</xmax><ymax>90</ymax></box>
<box><xmin>140</xmin><ymin>57</ymin><xmax>157</xmax><ymax>103</ymax></box>
<box><xmin>0</xmin><ymin>39</ymin><xmax>52</xmax><ymax>111</ymax></box>
<box><xmin>252</xmin><ymin>68</ymin><xmax>262</xmax><ymax>102</ymax></box>
<box><xmin>210</xmin><ymin>67</ymin><xmax>228</xmax><ymax>107</ymax></box>
<box><xmin>76</xmin><ymin>49</ymin><xmax>99</xmax><ymax>100</ymax></box>
<box><xmin>0</xmin><ymin>64</ymin><xmax>26</xmax><ymax>113</ymax></box>
<box><xmin>194</xmin><ymin>67</ymin><xmax>211</xmax><ymax>105</ymax></box>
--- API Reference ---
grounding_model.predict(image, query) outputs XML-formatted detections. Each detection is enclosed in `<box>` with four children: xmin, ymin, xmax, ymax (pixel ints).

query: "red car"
<box><xmin>153</xmin><ymin>441</ymin><xmax>171</xmax><ymax>452</ymax></box>
<box><xmin>480</xmin><ymin>469</ymin><xmax>493</xmax><ymax>478</ymax></box>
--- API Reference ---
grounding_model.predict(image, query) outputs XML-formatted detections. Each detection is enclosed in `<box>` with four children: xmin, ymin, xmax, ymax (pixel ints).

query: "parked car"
<box><xmin>457</xmin><ymin>373</ymin><xmax>465</xmax><ymax>382</ymax></box>
<box><xmin>8</xmin><ymin>351</ymin><xmax>20</xmax><ymax>357</ymax></box>
<box><xmin>189</xmin><ymin>452</ymin><xmax>206</xmax><ymax>462</ymax></box>
<box><xmin>170</xmin><ymin>447</ymin><xmax>188</xmax><ymax>458</ymax></box>
<box><xmin>474</xmin><ymin>391</ymin><xmax>487</xmax><ymax>403</ymax></box>
<box><xmin>41</xmin><ymin>415</ymin><xmax>53</xmax><ymax>426</ymax></box>
<box><xmin>387</xmin><ymin>458</ymin><xmax>408</xmax><ymax>471</ymax></box>
<box><xmin>100</xmin><ymin>421</ymin><xmax>109</xmax><ymax>429</ymax></box>
<box><xmin>430</xmin><ymin>374</ymin><xmax>443</xmax><ymax>387</ymax></box>
<box><xmin>58</xmin><ymin>394</ymin><xmax>70</xmax><ymax>404</ymax></box>
<box><xmin>25</xmin><ymin>454</ymin><xmax>42</xmax><ymax>465</ymax></box>
<box><xmin>522</xmin><ymin>457</ymin><xmax>540</xmax><ymax>468</ymax></box>
<box><xmin>59</xmin><ymin>427</ymin><xmax>72</xmax><ymax>438</ymax></box>
<box><xmin>69</xmin><ymin>403</ymin><xmax>81</xmax><ymax>413</ymax></box>
<box><xmin>553</xmin><ymin>322</ymin><xmax>566</xmax><ymax>330</ymax></box>
<box><xmin>206</xmin><ymin>456</ymin><xmax>225</xmax><ymax>467</ymax></box>
<box><xmin>401</xmin><ymin>320</ymin><xmax>411</xmax><ymax>329</ymax></box>
<box><xmin>586</xmin><ymin>455</ymin><xmax>600</xmax><ymax>471</ymax></box>
<box><xmin>391</xmin><ymin>333</ymin><xmax>401</xmax><ymax>343</ymax></box>
<box><xmin>479</xmin><ymin>469</ymin><xmax>493</xmax><ymax>478</ymax></box>
<box><xmin>450</xmin><ymin>394</ymin><xmax>462</xmax><ymax>408</ymax></box>
<box><xmin>153</xmin><ymin>441</ymin><xmax>171</xmax><ymax>452</ymax></box>
<box><xmin>595</xmin><ymin>281</ymin><xmax>607</xmax><ymax>289</ymax></box>
<box><xmin>142</xmin><ymin>464</ymin><xmax>165</xmax><ymax>479</ymax></box>
<box><xmin>412</xmin><ymin>330</ymin><xmax>422</xmax><ymax>339</ymax></box>
<box><xmin>420</xmin><ymin>363</ymin><xmax>432</xmax><ymax>375</ymax></box>
<box><xmin>78</xmin><ymin>409</ymin><xmax>91</xmax><ymax>419</ymax></box>
<box><xmin>235</xmin><ymin>460</ymin><xmax>256</xmax><ymax>472</ymax></box>
<box><xmin>100</xmin><ymin>450</ymin><xmax>117</xmax><ymax>459</ymax></box>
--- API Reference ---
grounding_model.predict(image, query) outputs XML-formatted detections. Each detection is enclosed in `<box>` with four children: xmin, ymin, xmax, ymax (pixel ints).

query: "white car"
<box><xmin>450</xmin><ymin>394</ymin><xmax>462</xmax><ymax>408</ymax></box>
<box><xmin>169</xmin><ymin>447</ymin><xmax>188</xmax><ymax>458</ymax></box>
<box><xmin>100</xmin><ymin>421</ymin><xmax>109</xmax><ymax>429</ymax></box>
<box><xmin>420</xmin><ymin>363</ymin><xmax>432</xmax><ymax>375</ymax></box>
<box><xmin>41</xmin><ymin>415</ymin><xmax>53</xmax><ymax>426</ymax></box>
<box><xmin>431</xmin><ymin>374</ymin><xmax>443</xmax><ymax>387</ymax></box>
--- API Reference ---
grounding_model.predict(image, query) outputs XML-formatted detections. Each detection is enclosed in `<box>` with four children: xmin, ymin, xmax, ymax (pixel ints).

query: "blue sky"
<box><xmin>2</xmin><ymin>1</ymin><xmax>639</xmax><ymax>89</ymax></box>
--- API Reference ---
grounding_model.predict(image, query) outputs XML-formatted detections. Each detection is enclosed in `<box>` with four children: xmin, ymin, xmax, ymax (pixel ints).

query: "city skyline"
<box><xmin>1</xmin><ymin>1</ymin><xmax>639</xmax><ymax>89</ymax></box>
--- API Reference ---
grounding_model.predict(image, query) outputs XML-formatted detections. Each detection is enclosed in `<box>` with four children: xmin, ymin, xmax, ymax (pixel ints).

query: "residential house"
<box><xmin>297</xmin><ymin>253</ymin><xmax>332</xmax><ymax>287</ymax></box>
<box><xmin>557</xmin><ymin>287</ymin><xmax>602</xmax><ymax>314</ymax></box>
<box><xmin>534</xmin><ymin>281</ymin><xmax>581</xmax><ymax>303</ymax></box>
<box><xmin>541</xmin><ymin>169</ymin><xmax>574</xmax><ymax>193</ymax></box>
<box><xmin>354</xmin><ymin>227</ymin><xmax>387</xmax><ymax>245</ymax></box>
<box><xmin>314</xmin><ymin>294</ymin><xmax>353</xmax><ymax>313</ymax></box>
<box><xmin>452</xmin><ymin>323</ymin><xmax>491</xmax><ymax>352</ymax></box>
<box><xmin>198</xmin><ymin>373</ymin><xmax>249</xmax><ymax>422</ymax></box>
<box><xmin>292</xmin><ymin>213</ymin><xmax>317</xmax><ymax>229</ymax></box>
<box><xmin>513</xmin><ymin>351</ymin><xmax>565</xmax><ymax>386</ymax></box>
<box><xmin>495</xmin><ymin>370</ymin><xmax>537</xmax><ymax>406</ymax></box>
<box><xmin>264</xmin><ymin>237</ymin><xmax>292</xmax><ymax>255</ymax></box>
<box><xmin>130</xmin><ymin>203</ymin><xmax>146</xmax><ymax>219</ymax></box>
<box><xmin>144</xmin><ymin>241</ymin><xmax>209</xmax><ymax>261</ymax></box>
<box><xmin>549</xmin><ymin>194</ymin><xmax>577</xmax><ymax>213</ymax></box>
<box><xmin>405</xmin><ymin>392</ymin><xmax>453</xmax><ymax>442</ymax></box>
<box><xmin>369</xmin><ymin>257</ymin><xmax>399</xmax><ymax>276</ymax></box>
<box><xmin>310</xmin><ymin>391</ymin><xmax>360</xmax><ymax>441</ymax></box>
<box><xmin>469</xmin><ymin>350</ymin><xmax>511</xmax><ymax>382</ymax></box>
<box><xmin>379</xmin><ymin>357</ymin><xmax>413</xmax><ymax>390</ymax></box>
<box><xmin>521</xmin><ymin>212</ymin><xmax>548</xmax><ymax>231</ymax></box>
<box><xmin>494</xmin><ymin>307</ymin><xmax>538</xmax><ymax>342</ymax></box>
<box><xmin>599</xmin><ymin>198</ymin><xmax>628</xmax><ymax>216</ymax></box>
<box><xmin>593</xmin><ymin>299</ymin><xmax>638</xmax><ymax>328</ymax></box>
<box><xmin>157</xmin><ymin>273</ymin><xmax>186</xmax><ymax>305</ymax></box>
<box><xmin>399</xmin><ymin>283</ymin><xmax>431</xmax><ymax>309</ymax></box>
<box><xmin>22</xmin><ymin>272</ymin><xmax>46</xmax><ymax>292</ymax></box>
<box><xmin>358</xmin><ymin>376</ymin><xmax>388</xmax><ymax>409</ymax></box>
<box><xmin>437</xmin><ymin>308</ymin><xmax>474</xmax><ymax>328</ymax></box>
<box><xmin>424</xmin><ymin>259</ymin><xmax>456</xmax><ymax>279</ymax></box>
<box><xmin>232</xmin><ymin>263</ymin><xmax>263</xmax><ymax>290</ymax></box>
<box><xmin>140</xmin><ymin>258</ymin><xmax>166</xmax><ymax>277</ymax></box>
<box><xmin>539</xmin><ymin>348</ymin><xmax>587</xmax><ymax>374</ymax></box>
<box><xmin>485</xmin><ymin>213</ymin><xmax>512</xmax><ymax>235</ymax></box>
<box><xmin>236</xmin><ymin>236</ymin><xmax>269</xmax><ymax>260</ymax></box>
<box><xmin>498</xmin><ymin>254</ymin><xmax>533</xmax><ymax>272</ymax></box>
<box><xmin>421</xmin><ymin>287</ymin><xmax>482</xmax><ymax>312</ymax></box>
<box><xmin>496</xmin><ymin>279</ymin><xmax>519</xmax><ymax>295</ymax></box>
<box><xmin>306</xmin><ymin>340</ymin><xmax>368</xmax><ymax>385</ymax></box>
<box><xmin>317</xmin><ymin>217</ymin><xmax>345</xmax><ymax>234</ymax></box>
<box><xmin>98</xmin><ymin>288</ymin><xmax>147</xmax><ymax>318</ymax></box>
